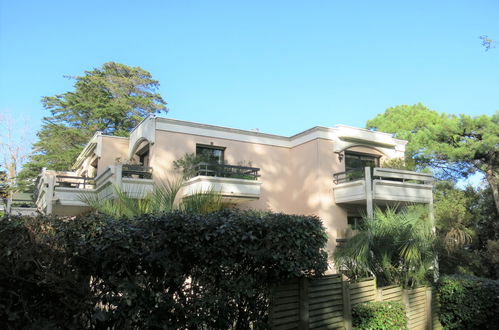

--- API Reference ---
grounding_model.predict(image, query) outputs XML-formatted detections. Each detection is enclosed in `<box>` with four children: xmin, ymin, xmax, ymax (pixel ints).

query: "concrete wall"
<box><xmin>150</xmin><ymin>129</ymin><xmax>381</xmax><ymax>257</ymax></box>
<box><xmin>66</xmin><ymin>118</ymin><xmax>409</xmax><ymax>261</ymax></box>
<box><xmin>151</xmin><ymin>129</ymin><xmax>292</xmax><ymax>212</ymax></box>
<box><xmin>95</xmin><ymin>137</ymin><xmax>128</xmax><ymax>176</ymax></box>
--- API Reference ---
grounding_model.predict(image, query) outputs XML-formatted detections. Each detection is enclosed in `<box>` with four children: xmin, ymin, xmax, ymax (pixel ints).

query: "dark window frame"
<box><xmin>196</xmin><ymin>144</ymin><xmax>226</xmax><ymax>164</ymax></box>
<box><xmin>136</xmin><ymin>144</ymin><xmax>150</xmax><ymax>167</ymax></box>
<box><xmin>347</xmin><ymin>215</ymin><xmax>365</xmax><ymax>230</ymax></box>
<box><xmin>344</xmin><ymin>150</ymin><xmax>381</xmax><ymax>171</ymax></box>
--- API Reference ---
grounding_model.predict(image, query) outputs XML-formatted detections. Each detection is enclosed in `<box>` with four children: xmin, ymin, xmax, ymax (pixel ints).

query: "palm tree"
<box><xmin>80</xmin><ymin>176</ymin><xmax>227</xmax><ymax>218</ymax></box>
<box><xmin>333</xmin><ymin>206</ymin><xmax>436</xmax><ymax>288</ymax></box>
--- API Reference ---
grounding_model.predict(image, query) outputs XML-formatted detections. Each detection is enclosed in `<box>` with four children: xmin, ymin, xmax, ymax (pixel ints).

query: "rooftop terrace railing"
<box><xmin>122</xmin><ymin>164</ymin><xmax>153</xmax><ymax>179</ymax></box>
<box><xmin>55</xmin><ymin>175</ymin><xmax>96</xmax><ymax>189</ymax></box>
<box><xmin>333</xmin><ymin>167</ymin><xmax>433</xmax><ymax>185</ymax></box>
<box><xmin>333</xmin><ymin>169</ymin><xmax>365</xmax><ymax>184</ymax></box>
<box><xmin>192</xmin><ymin>162</ymin><xmax>260</xmax><ymax>180</ymax></box>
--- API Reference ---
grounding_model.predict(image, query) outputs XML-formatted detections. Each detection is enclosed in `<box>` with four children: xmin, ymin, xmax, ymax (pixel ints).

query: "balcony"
<box><xmin>182</xmin><ymin>162</ymin><xmax>262</xmax><ymax>203</ymax></box>
<box><xmin>333</xmin><ymin>167</ymin><xmax>433</xmax><ymax>206</ymax></box>
<box><xmin>35</xmin><ymin>165</ymin><xmax>154</xmax><ymax>216</ymax></box>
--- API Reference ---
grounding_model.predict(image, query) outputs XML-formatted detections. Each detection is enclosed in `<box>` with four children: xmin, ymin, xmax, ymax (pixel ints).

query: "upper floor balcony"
<box><xmin>333</xmin><ymin>167</ymin><xmax>433</xmax><ymax>206</ymax></box>
<box><xmin>35</xmin><ymin>164</ymin><xmax>154</xmax><ymax>216</ymax></box>
<box><xmin>182</xmin><ymin>162</ymin><xmax>262</xmax><ymax>203</ymax></box>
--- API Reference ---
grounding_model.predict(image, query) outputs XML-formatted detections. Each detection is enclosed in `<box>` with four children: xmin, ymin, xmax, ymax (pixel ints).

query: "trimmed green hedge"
<box><xmin>1</xmin><ymin>210</ymin><xmax>328</xmax><ymax>329</ymax></box>
<box><xmin>437</xmin><ymin>275</ymin><xmax>499</xmax><ymax>329</ymax></box>
<box><xmin>352</xmin><ymin>301</ymin><xmax>408</xmax><ymax>330</ymax></box>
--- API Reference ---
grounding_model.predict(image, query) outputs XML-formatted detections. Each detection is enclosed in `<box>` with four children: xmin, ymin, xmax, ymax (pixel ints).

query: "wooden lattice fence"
<box><xmin>270</xmin><ymin>275</ymin><xmax>442</xmax><ymax>330</ymax></box>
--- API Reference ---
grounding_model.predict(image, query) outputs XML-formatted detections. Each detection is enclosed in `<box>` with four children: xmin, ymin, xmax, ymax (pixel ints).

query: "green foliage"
<box><xmin>0</xmin><ymin>215</ymin><xmax>93</xmax><ymax>329</ymax></box>
<box><xmin>380</xmin><ymin>157</ymin><xmax>416</xmax><ymax>171</ymax></box>
<box><xmin>434</xmin><ymin>182</ymin><xmax>474</xmax><ymax>249</ymax></box>
<box><xmin>1</xmin><ymin>210</ymin><xmax>328</xmax><ymax>328</ymax></box>
<box><xmin>81</xmin><ymin>178</ymin><xmax>182</xmax><ymax>218</ymax></box>
<box><xmin>180</xmin><ymin>190</ymin><xmax>226</xmax><ymax>213</ymax></box>
<box><xmin>367</xmin><ymin>104</ymin><xmax>499</xmax><ymax>214</ymax></box>
<box><xmin>366</xmin><ymin>103</ymin><xmax>441</xmax><ymax>160</ymax></box>
<box><xmin>432</xmin><ymin>181</ymin><xmax>499</xmax><ymax>279</ymax></box>
<box><xmin>20</xmin><ymin>62</ymin><xmax>167</xmax><ymax>180</ymax></box>
<box><xmin>334</xmin><ymin>207</ymin><xmax>436</xmax><ymax>288</ymax></box>
<box><xmin>436</xmin><ymin>275</ymin><xmax>499</xmax><ymax>329</ymax></box>
<box><xmin>173</xmin><ymin>152</ymin><xmax>209</xmax><ymax>179</ymax></box>
<box><xmin>81</xmin><ymin>179</ymin><xmax>227</xmax><ymax>218</ymax></box>
<box><xmin>352</xmin><ymin>301</ymin><xmax>408</xmax><ymax>330</ymax></box>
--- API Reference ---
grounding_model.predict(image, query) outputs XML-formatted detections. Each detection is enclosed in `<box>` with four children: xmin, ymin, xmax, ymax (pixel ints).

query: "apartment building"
<box><xmin>35</xmin><ymin>116</ymin><xmax>433</xmax><ymax>254</ymax></box>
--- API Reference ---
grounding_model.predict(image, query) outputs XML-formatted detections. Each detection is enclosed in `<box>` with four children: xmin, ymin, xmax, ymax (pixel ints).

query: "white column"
<box><xmin>365</xmin><ymin>167</ymin><xmax>374</xmax><ymax>218</ymax></box>
<box><xmin>46</xmin><ymin>175</ymin><xmax>55</xmax><ymax>215</ymax></box>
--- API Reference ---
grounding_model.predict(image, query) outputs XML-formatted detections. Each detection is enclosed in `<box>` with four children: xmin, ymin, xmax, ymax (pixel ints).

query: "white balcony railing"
<box><xmin>182</xmin><ymin>176</ymin><xmax>262</xmax><ymax>203</ymax></box>
<box><xmin>182</xmin><ymin>162</ymin><xmax>262</xmax><ymax>203</ymax></box>
<box><xmin>35</xmin><ymin>165</ymin><xmax>154</xmax><ymax>216</ymax></box>
<box><xmin>333</xmin><ymin>167</ymin><xmax>433</xmax><ymax>206</ymax></box>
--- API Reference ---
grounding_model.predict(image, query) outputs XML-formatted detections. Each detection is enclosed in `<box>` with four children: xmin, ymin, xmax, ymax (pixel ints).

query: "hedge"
<box><xmin>352</xmin><ymin>301</ymin><xmax>408</xmax><ymax>330</ymax></box>
<box><xmin>436</xmin><ymin>275</ymin><xmax>499</xmax><ymax>329</ymax></box>
<box><xmin>352</xmin><ymin>301</ymin><xmax>408</xmax><ymax>329</ymax></box>
<box><xmin>0</xmin><ymin>209</ymin><xmax>328</xmax><ymax>329</ymax></box>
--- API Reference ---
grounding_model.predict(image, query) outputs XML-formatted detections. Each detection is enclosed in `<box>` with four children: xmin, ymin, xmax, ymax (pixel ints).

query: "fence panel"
<box><xmin>270</xmin><ymin>278</ymin><xmax>300</xmax><ymax>330</ymax></box>
<box><xmin>406</xmin><ymin>287</ymin><xmax>428</xmax><ymax>330</ymax></box>
<box><xmin>308</xmin><ymin>275</ymin><xmax>344</xmax><ymax>329</ymax></box>
<box><xmin>378</xmin><ymin>285</ymin><xmax>403</xmax><ymax>301</ymax></box>
<box><xmin>271</xmin><ymin>276</ymin><xmax>438</xmax><ymax>330</ymax></box>
<box><xmin>349</xmin><ymin>278</ymin><xmax>376</xmax><ymax>305</ymax></box>
<box><xmin>431</xmin><ymin>289</ymin><xmax>443</xmax><ymax>330</ymax></box>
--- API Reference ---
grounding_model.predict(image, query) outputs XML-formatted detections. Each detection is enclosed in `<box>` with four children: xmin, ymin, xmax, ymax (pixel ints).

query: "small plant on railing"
<box><xmin>230</xmin><ymin>160</ymin><xmax>257</xmax><ymax>180</ymax></box>
<box><xmin>173</xmin><ymin>153</ymin><xmax>210</xmax><ymax>179</ymax></box>
<box><xmin>173</xmin><ymin>154</ymin><xmax>259</xmax><ymax>180</ymax></box>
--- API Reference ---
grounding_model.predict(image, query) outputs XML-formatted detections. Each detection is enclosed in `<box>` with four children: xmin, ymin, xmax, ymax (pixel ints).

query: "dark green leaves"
<box><xmin>333</xmin><ymin>207</ymin><xmax>436</xmax><ymax>288</ymax></box>
<box><xmin>352</xmin><ymin>301</ymin><xmax>408</xmax><ymax>330</ymax></box>
<box><xmin>20</xmin><ymin>62</ymin><xmax>167</xmax><ymax>181</ymax></box>
<box><xmin>437</xmin><ymin>275</ymin><xmax>499</xmax><ymax>329</ymax></box>
<box><xmin>367</xmin><ymin>104</ymin><xmax>499</xmax><ymax>213</ymax></box>
<box><xmin>0</xmin><ymin>210</ymin><xmax>328</xmax><ymax>328</ymax></box>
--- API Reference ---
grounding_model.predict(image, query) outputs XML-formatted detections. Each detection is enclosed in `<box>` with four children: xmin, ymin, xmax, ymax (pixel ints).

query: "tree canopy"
<box><xmin>366</xmin><ymin>103</ymin><xmax>499</xmax><ymax>214</ymax></box>
<box><xmin>19</xmin><ymin>62</ymin><xmax>167</xmax><ymax>183</ymax></box>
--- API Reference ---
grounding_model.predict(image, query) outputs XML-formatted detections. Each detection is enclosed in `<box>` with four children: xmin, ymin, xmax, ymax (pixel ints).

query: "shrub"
<box><xmin>0</xmin><ymin>215</ymin><xmax>93</xmax><ymax>329</ymax></box>
<box><xmin>0</xmin><ymin>209</ymin><xmax>328</xmax><ymax>329</ymax></box>
<box><xmin>334</xmin><ymin>206</ymin><xmax>436</xmax><ymax>288</ymax></box>
<box><xmin>352</xmin><ymin>301</ymin><xmax>407</xmax><ymax>329</ymax></box>
<box><xmin>436</xmin><ymin>275</ymin><xmax>499</xmax><ymax>329</ymax></box>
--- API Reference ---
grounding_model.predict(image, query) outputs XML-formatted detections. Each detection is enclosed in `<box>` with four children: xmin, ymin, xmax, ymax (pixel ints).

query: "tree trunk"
<box><xmin>485</xmin><ymin>168</ymin><xmax>499</xmax><ymax>215</ymax></box>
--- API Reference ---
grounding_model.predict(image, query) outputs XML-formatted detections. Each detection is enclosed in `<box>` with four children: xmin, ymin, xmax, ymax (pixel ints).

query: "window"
<box><xmin>347</xmin><ymin>215</ymin><xmax>364</xmax><ymax>230</ymax></box>
<box><xmin>136</xmin><ymin>144</ymin><xmax>150</xmax><ymax>167</ymax></box>
<box><xmin>196</xmin><ymin>144</ymin><xmax>225</xmax><ymax>164</ymax></box>
<box><xmin>345</xmin><ymin>151</ymin><xmax>380</xmax><ymax>171</ymax></box>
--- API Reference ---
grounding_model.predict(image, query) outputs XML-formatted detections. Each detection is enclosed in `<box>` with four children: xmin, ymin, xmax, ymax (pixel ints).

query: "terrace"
<box><xmin>35</xmin><ymin>164</ymin><xmax>154</xmax><ymax>216</ymax></box>
<box><xmin>333</xmin><ymin>167</ymin><xmax>433</xmax><ymax>209</ymax></box>
<box><xmin>182</xmin><ymin>162</ymin><xmax>262</xmax><ymax>203</ymax></box>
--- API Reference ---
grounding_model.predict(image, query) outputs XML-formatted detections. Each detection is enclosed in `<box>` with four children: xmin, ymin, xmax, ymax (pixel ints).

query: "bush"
<box><xmin>334</xmin><ymin>206</ymin><xmax>436</xmax><ymax>288</ymax></box>
<box><xmin>0</xmin><ymin>215</ymin><xmax>93</xmax><ymax>329</ymax></box>
<box><xmin>1</xmin><ymin>209</ymin><xmax>328</xmax><ymax>329</ymax></box>
<box><xmin>436</xmin><ymin>275</ymin><xmax>499</xmax><ymax>329</ymax></box>
<box><xmin>352</xmin><ymin>301</ymin><xmax>407</xmax><ymax>329</ymax></box>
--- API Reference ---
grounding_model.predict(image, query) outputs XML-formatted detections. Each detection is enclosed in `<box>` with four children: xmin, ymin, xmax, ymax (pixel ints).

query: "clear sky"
<box><xmin>1</xmin><ymin>0</ymin><xmax>498</xmax><ymax>140</ymax></box>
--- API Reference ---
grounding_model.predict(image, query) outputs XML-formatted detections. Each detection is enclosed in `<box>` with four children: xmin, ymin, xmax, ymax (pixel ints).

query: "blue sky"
<box><xmin>1</xmin><ymin>0</ymin><xmax>498</xmax><ymax>140</ymax></box>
